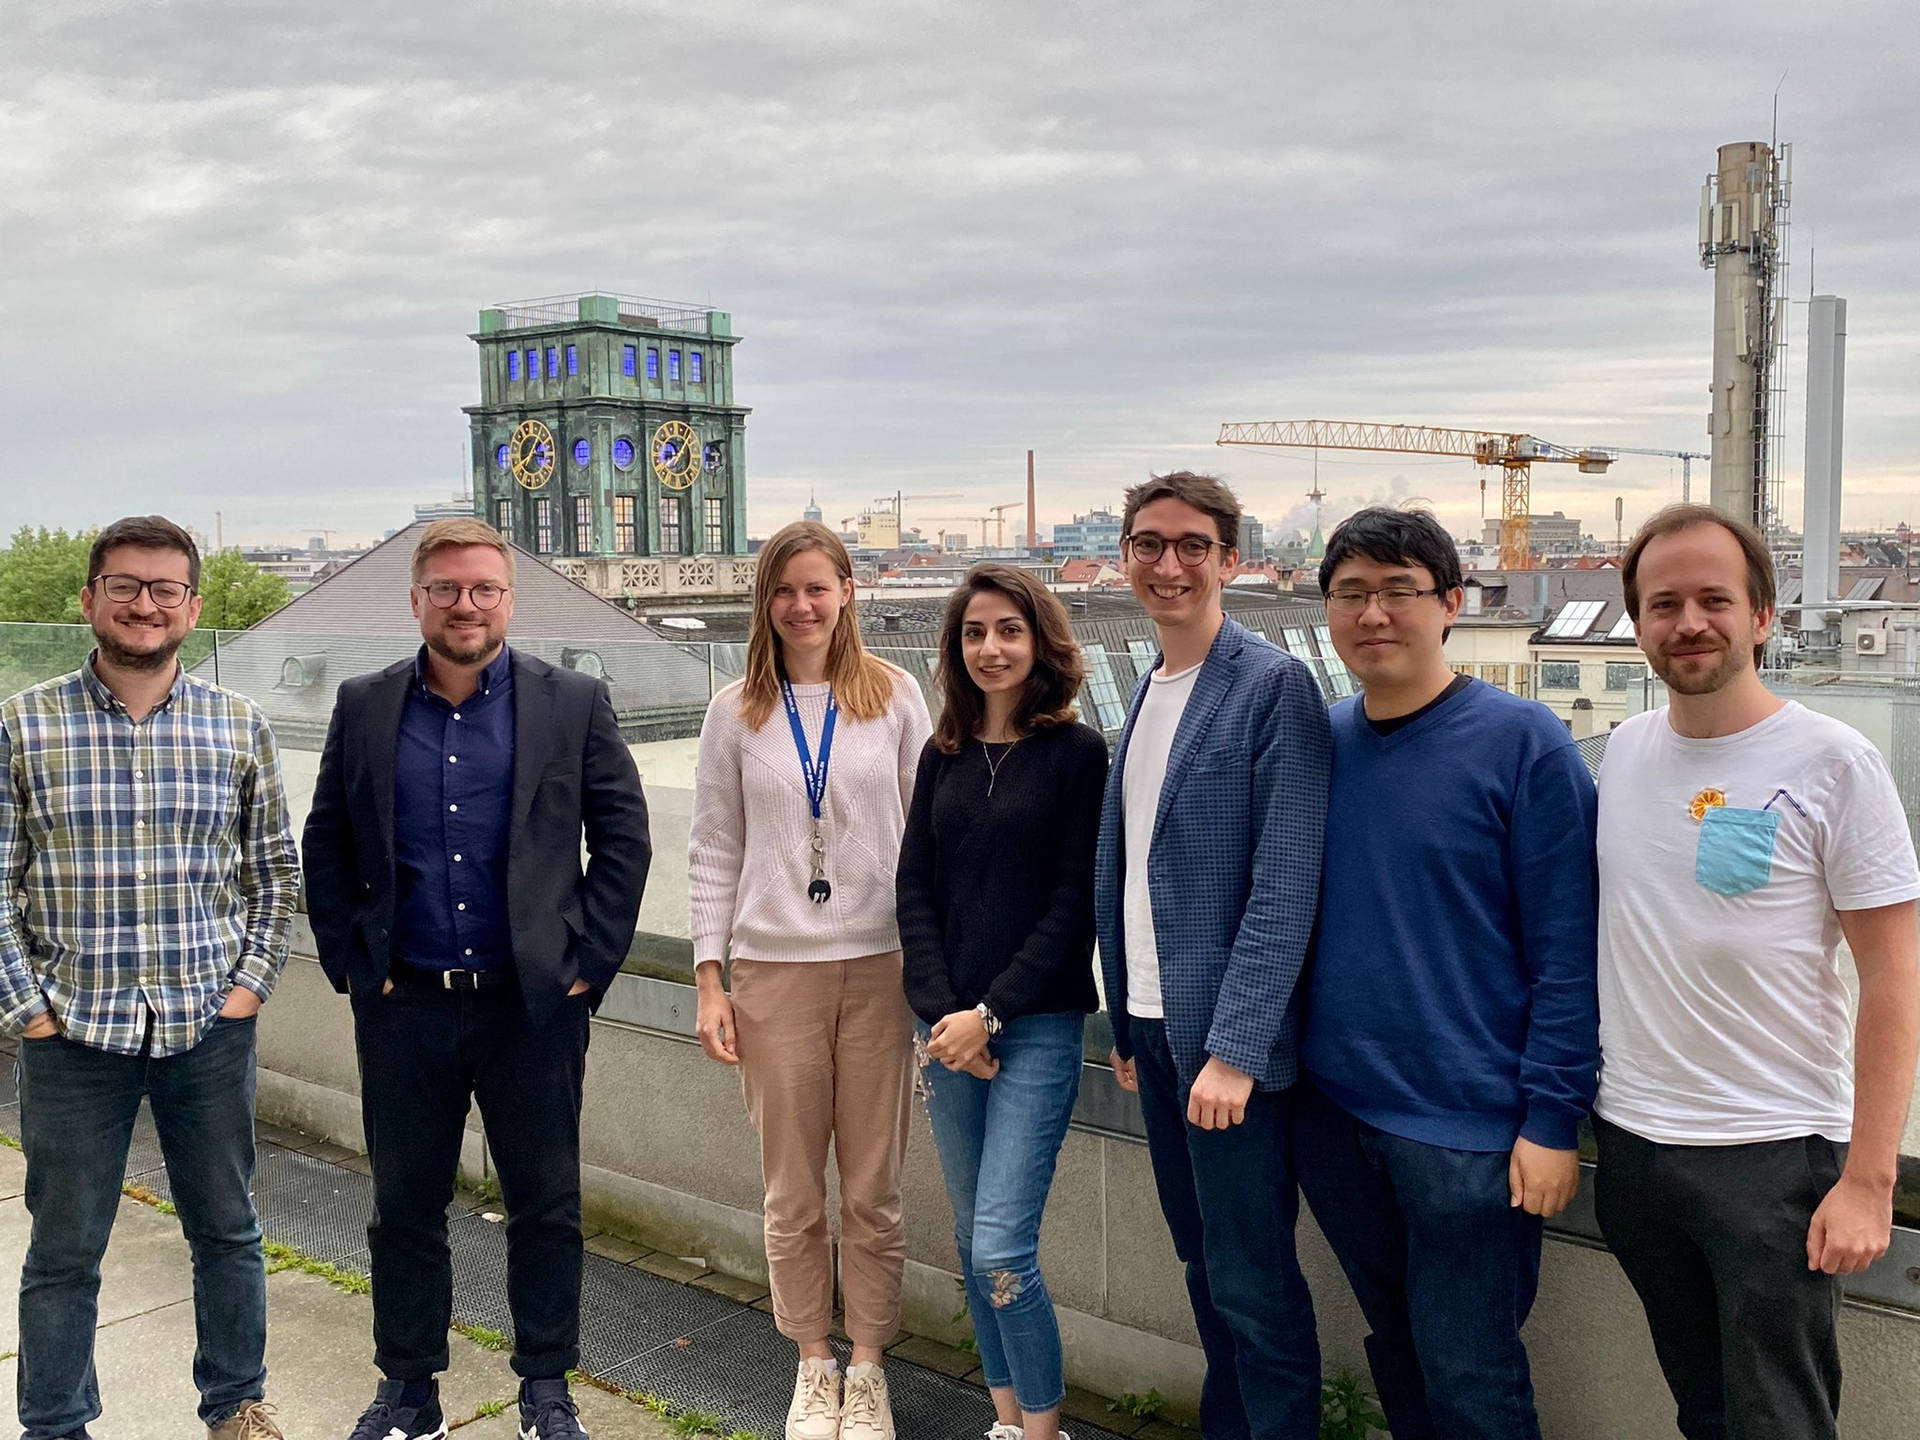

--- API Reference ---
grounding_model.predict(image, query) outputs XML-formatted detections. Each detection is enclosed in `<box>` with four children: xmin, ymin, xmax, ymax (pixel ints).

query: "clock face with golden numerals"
<box><xmin>651</xmin><ymin>420</ymin><xmax>701</xmax><ymax>491</ymax></box>
<box><xmin>510</xmin><ymin>418</ymin><xmax>555</xmax><ymax>490</ymax></box>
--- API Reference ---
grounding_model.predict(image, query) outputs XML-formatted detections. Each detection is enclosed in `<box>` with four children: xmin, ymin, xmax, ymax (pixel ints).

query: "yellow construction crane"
<box><xmin>1216</xmin><ymin>420</ymin><xmax>1614</xmax><ymax>570</ymax></box>
<box><xmin>988</xmin><ymin>502</ymin><xmax>1025</xmax><ymax>548</ymax></box>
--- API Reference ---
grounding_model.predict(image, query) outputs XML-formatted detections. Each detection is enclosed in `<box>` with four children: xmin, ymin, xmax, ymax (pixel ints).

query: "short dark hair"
<box><xmin>932</xmin><ymin>564</ymin><xmax>1084</xmax><ymax>753</ymax></box>
<box><xmin>1122</xmin><ymin>471</ymin><xmax>1241</xmax><ymax>549</ymax></box>
<box><xmin>1622</xmin><ymin>503</ymin><xmax>1776</xmax><ymax>668</ymax></box>
<box><xmin>88</xmin><ymin>516</ymin><xmax>201</xmax><ymax>590</ymax></box>
<box><xmin>1319</xmin><ymin>506</ymin><xmax>1463</xmax><ymax>596</ymax></box>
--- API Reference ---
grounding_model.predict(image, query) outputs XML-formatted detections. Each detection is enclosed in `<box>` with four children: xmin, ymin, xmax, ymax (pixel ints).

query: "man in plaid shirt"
<box><xmin>0</xmin><ymin>515</ymin><xmax>299</xmax><ymax>1440</ymax></box>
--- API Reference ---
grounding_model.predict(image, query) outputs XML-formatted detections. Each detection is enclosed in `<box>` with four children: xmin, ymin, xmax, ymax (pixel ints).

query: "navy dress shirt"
<box><xmin>391</xmin><ymin>645</ymin><xmax>515</xmax><ymax>971</ymax></box>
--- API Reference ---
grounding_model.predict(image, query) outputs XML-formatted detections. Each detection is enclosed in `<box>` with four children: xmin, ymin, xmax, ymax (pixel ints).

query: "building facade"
<box><xmin>1481</xmin><ymin>510</ymin><xmax>1583</xmax><ymax>554</ymax></box>
<box><xmin>1052</xmin><ymin>508</ymin><xmax>1124</xmax><ymax>560</ymax></box>
<box><xmin>467</xmin><ymin>294</ymin><xmax>753</xmax><ymax>598</ymax></box>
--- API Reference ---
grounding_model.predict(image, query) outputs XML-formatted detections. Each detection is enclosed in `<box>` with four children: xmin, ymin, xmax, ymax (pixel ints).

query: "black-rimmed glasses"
<box><xmin>1124</xmin><ymin>533</ymin><xmax>1223</xmax><ymax>567</ymax></box>
<box><xmin>92</xmin><ymin>574</ymin><xmax>194</xmax><ymax>608</ymax></box>
<box><xmin>416</xmin><ymin>581</ymin><xmax>512</xmax><ymax>610</ymax></box>
<box><xmin>1325</xmin><ymin>586</ymin><xmax>1442</xmax><ymax>614</ymax></box>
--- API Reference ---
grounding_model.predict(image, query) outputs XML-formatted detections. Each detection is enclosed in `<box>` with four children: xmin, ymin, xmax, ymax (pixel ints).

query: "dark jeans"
<box><xmin>1130</xmin><ymin>1019</ymin><xmax>1320</xmax><ymax>1440</ymax></box>
<box><xmin>15</xmin><ymin>1017</ymin><xmax>266</xmax><ymax>1440</ymax></box>
<box><xmin>1294</xmin><ymin>1081</ymin><xmax>1543</xmax><ymax>1440</ymax></box>
<box><xmin>352</xmin><ymin>984</ymin><xmax>591</xmax><ymax>1380</ymax></box>
<box><xmin>1592</xmin><ymin>1114</ymin><xmax>1846</xmax><ymax>1440</ymax></box>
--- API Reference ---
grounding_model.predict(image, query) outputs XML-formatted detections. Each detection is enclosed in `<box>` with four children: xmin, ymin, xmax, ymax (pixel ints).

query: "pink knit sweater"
<box><xmin>689</xmin><ymin>670</ymin><xmax>933</xmax><ymax>965</ymax></box>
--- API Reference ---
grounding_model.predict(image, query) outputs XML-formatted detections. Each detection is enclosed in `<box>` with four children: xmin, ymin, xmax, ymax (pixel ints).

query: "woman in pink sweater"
<box><xmin>689</xmin><ymin>521</ymin><xmax>932</xmax><ymax>1440</ymax></box>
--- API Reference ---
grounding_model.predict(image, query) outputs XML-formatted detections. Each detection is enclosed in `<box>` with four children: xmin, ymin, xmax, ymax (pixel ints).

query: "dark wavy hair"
<box><xmin>932</xmin><ymin>564</ymin><xmax>1085</xmax><ymax>753</ymax></box>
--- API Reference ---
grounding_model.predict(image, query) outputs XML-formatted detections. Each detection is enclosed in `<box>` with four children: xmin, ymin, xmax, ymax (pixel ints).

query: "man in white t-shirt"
<box><xmin>1595</xmin><ymin>505</ymin><xmax>1920</xmax><ymax>1440</ymax></box>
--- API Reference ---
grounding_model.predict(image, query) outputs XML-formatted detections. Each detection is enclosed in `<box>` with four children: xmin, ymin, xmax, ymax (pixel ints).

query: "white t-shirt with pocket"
<box><xmin>1594</xmin><ymin>700</ymin><xmax>1920</xmax><ymax>1144</ymax></box>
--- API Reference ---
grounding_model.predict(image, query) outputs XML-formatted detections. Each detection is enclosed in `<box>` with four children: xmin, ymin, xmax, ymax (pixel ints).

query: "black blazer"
<box><xmin>301</xmin><ymin>649</ymin><xmax>651</xmax><ymax>1025</ymax></box>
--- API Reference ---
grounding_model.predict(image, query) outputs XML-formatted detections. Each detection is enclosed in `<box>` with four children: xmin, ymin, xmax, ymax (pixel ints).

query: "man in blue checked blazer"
<box><xmin>1095</xmin><ymin>472</ymin><xmax>1332</xmax><ymax>1440</ymax></box>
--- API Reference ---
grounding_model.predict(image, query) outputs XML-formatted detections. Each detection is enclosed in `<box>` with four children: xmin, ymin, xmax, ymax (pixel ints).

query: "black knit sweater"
<box><xmin>895</xmin><ymin>720</ymin><xmax>1108</xmax><ymax>1026</ymax></box>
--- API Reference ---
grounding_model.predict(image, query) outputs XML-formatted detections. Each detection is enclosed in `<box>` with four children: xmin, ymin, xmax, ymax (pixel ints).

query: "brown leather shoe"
<box><xmin>208</xmin><ymin>1400</ymin><xmax>285</xmax><ymax>1440</ymax></box>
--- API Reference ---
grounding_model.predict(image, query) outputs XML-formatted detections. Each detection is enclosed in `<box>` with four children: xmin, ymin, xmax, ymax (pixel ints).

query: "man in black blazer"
<box><xmin>303</xmin><ymin>520</ymin><xmax>650</xmax><ymax>1440</ymax></box>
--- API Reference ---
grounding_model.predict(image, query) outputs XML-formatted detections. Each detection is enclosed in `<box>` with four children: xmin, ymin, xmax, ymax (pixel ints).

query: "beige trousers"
<box><xmin>731</xmin><ymin>952</ymin><xmax>914</xmax><ymax>1348</ymax></box>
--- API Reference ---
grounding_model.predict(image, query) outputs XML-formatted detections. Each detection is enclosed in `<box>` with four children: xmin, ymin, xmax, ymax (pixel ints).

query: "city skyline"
<box><xmin>5</xmin><ymin>4</ymin><xmax>1917</xmax><ymax>548</ymax></box>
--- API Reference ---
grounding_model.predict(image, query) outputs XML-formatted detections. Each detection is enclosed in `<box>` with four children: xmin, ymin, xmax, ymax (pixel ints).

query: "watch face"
<box><xmin>651</xmin><ymin>420</ymin><xmax>700</xmax><ymax>491</ymax></box>
<box><xmin>510</xmin><ymin>418</ymin><xmax>555</xmax><ymax>490</ymax></box>
<box><xmin>573</xmin><ymin>438</ymin><xmax>591</xmax><ymax>467</ymax></box>
<box><xmin>612</xmin><ymin>437</ymin><xmax>635</xmax><ymax>469</ymax></box>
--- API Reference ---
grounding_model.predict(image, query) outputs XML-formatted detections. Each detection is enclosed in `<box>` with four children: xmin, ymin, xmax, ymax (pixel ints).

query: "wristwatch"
<box><xmin>974</xmin><ymin>1001</ymin><xmax>1003</xmax><ymax>1038</ymax></box>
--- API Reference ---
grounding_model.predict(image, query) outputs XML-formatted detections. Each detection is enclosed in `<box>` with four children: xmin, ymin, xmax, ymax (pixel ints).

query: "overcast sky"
<box><xmin>4</xmin><ymin>1</ymin><xmax>1916</xmax><ymax>548</ymax></box>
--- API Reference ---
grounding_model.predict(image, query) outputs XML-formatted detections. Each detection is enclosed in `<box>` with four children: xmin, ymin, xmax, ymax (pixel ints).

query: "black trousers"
<box><xmin>351</xmin><ymin>982</ymin><xmax>592</xmax><ymax>1380</ymax></box>
<box><xmin>1592</xmin><ymin>1114</ymin><xmax>1847</xmax><ymax>1440</ymax></box>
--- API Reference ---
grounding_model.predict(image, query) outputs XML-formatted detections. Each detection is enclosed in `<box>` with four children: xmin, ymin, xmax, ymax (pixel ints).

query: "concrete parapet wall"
<box><xmin>257</xmin><ymin>949</ymin><xmax>1920</xmax><ymax>1438</ymax></box>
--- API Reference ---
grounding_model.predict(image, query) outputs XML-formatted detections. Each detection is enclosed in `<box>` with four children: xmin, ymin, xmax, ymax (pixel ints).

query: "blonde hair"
<box><xmin>739</xmin><ymin>522</ymin><xmax>898</xmax><ymax>729</ymax></box>
<box><xmin>412</xmin><ymin>518</ymin><xmax>517</xmax><ymax>583</ymax></box>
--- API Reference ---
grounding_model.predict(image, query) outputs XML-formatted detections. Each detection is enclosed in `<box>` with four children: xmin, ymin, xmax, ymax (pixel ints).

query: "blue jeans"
<box><xmin>15</xmin><ymin>1017</ymin><xmax>266</xmax><ymax>1440</ymax></box>
<box><xmin>918</xmin><ymin>1012</ymin><xmax>1083</xmax><ymax>1414</ymax></box>
<box><xmin>1295</xmin><ymin>1081</ymin><xmax>1543</xmax><ymax>1440</ymax></box>
<box><xmin>1130</xmin><ymin>1019</ymin><xmax>1320</xmax><ymax>1440</ymax></box>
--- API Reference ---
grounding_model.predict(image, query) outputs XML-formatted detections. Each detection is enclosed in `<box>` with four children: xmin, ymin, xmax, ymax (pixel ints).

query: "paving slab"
<box><xmin>0</xmin><ymin>1195</ymin><xmax>195</xmax><ymax>1354</ymax></box>
<box><xmin>0</xmin><ymin>1143</ymin><xmax>23</xmax><ymax>1201</ymax></box>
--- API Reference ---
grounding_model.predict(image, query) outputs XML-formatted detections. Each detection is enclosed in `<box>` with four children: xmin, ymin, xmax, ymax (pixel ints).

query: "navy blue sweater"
<box><xmin>1303</xmin><ymin>679</ymin><xmax>1599</xmax><ymax>1152</ymax></box>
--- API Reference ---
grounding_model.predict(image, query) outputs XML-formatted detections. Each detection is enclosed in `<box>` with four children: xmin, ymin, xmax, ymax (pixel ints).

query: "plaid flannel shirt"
<box><xmin>0</xmin><ymin>660</ymin><xmax>300</xmax><ymax>1056</ymax></box>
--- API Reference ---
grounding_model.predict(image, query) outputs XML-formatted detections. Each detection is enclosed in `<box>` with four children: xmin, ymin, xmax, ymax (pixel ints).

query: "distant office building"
<box><xmin>1052</xmin><ymin>508</ymin><xmax>1124</xmax><ymax>560</ymax></box>
<box><xmin>414</xmin><ymin>494</ymin><xmax>476</xmax><ymax>525</ymax></box>
<box><xmin>1239</xmin><ymin>515</ymin><xmax>1265</xmax><ymax>559</ymax></box>
<box><xmin>1482</xmin><ymin>510</ymin><xmax>1583</xmax><ymax>554</ymax></box>
<box><xmin>802</xmin><ymin>494</ymin><xmax>824</xmax><ymax>524</ymax></box>
<box><xmin>468</xmin><ymin>292</ymin><xmax>751</xmax><ymax>563</ymax></box>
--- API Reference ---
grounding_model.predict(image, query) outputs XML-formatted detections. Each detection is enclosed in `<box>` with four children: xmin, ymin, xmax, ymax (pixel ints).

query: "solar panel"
<box><xmin>1844</xmin><ymin>577</ymin><xmax>1885</xmax><ymax>601</ymax></box>
<box><xmin>1606</xmin><ymin>610</ymin><xmax>1638</xmax><ymax>641</ymax></box>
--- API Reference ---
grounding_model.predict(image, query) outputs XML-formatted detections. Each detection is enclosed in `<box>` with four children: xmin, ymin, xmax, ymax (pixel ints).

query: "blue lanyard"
<box><xmin>780</xmin><ymin>681</ymin><xmax>838</xmax><ymax>822</ymax></box>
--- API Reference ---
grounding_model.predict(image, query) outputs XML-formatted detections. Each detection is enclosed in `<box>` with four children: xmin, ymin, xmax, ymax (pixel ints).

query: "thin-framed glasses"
<box><xmin>93</xmin><ymin>574</ymin><xmax>194</xmax><ymax>608</ymax></box>
<box><xmin>416</xmin><ymin>581</ymin><xmax>512</xmax><ymax>610</ymax></box>
<box><xmin>1124</xmin><ymin>533</ymin><xmax>1222</xmax><ymax>567</ymax></box>
<box><xmin>1325</xmin><ymin>586</ymin><xmax>1442</xmax><ymax>614</ymax></box>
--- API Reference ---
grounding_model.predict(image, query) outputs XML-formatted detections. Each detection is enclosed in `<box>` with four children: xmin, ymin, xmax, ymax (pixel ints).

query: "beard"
<box><xmin>1649</xmin><ymin>639</ymin><xmax>1745</xmax><ymax>695</ymax></box>
<box><xmin>92</xmin><ymin>620</ymin><xmax>183</xmax><ymax>674</ymax></box>
<box><xmin>426</xmin><ymin>627</ymin><xmax>502</xmax><ymax>667</ymax></box>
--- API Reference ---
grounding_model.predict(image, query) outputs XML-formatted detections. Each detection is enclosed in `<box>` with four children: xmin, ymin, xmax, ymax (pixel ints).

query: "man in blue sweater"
<box><xmin>1297</xmin><ymin>507</ymin><xmax>1599</xmax><ymax>1440</ymax></box>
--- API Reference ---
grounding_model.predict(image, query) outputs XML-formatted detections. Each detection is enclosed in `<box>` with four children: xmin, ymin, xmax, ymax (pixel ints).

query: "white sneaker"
<box><xmin>786</xmin><ymin>1357</ymin><xmax>841</xmax><ymax>1440</ymax></box>
<box><xmin>985</xmin><ymin>1427</ymin><xmax>1024</xmax><ymax>1440</ymax></box>
<box><xmin>838</xmin><ymin>1362</ymin><xmax>895</xmax><ymax>1440</ymax></box>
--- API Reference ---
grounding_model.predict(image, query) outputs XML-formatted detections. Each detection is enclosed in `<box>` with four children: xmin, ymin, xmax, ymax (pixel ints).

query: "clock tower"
<box><xmin>466</xmin><ymin>293</ymin><xmax>751</xmax><ymax>566</ymax></box>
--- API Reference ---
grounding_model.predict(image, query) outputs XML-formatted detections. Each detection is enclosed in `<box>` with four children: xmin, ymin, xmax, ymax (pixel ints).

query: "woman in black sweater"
<box><xmin>896</xmin><ymin>564</ymin><xmax>1107</xmax><ymax>1440</ymax></box>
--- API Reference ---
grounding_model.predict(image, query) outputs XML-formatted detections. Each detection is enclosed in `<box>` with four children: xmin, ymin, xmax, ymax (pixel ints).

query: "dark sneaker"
<box><xmin>349</xmin><ymin>1380</ymin><xmax>448</xmax><ymax>1440</ymax></box>
<box><xmin>517</xmin><ymin>1379</ymin><xmax>589</xmax><ymax>1440</ymax></box>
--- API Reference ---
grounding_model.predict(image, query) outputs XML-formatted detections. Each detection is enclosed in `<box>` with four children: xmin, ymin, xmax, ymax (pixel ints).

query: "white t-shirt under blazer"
<box><xmin>1595</xmin><ymin>701</ymin><xmax>1920</xmax><ymax>1145</ymax></box>
<box><xmin>1120</xmin><ymin>659</ymin><xmax>1203</xmax><ymax>1019</ymax></box>
<box><xmin>689</xmin><ymin>668</ymin><xmax>932</xmax><ymax>966</ymax></box>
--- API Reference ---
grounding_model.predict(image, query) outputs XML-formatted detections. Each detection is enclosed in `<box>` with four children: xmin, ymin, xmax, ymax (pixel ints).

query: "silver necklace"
<box><xmin>980</xmin><ymin>737</ymin><xmax>1021</xmax><ymax>797</ymax></box>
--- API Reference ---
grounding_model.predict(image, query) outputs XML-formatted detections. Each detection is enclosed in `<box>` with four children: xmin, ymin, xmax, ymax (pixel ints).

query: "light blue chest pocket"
<box><xmin>1695</xmin><ymin>807</ymin><xmax>1781</xmax><ymax>897</ymax></box>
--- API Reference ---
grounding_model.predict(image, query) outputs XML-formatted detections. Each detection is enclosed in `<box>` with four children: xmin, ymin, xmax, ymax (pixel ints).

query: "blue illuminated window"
<box><xmin>668</xmin><ymin>350</ymin><xmax>682</xmax><ymax>381</ymax></box>
<box><xmin>507</xmin><ymin>351</ymin><xmax>521</xmax><ymax>381</ymax></box>
<box><xmin>646</xmin><ymin>348</ymin><xmax>659</xmax><ymax>380</ymax></box>
<box><xmin>546</xmin><ymin>348</ymin><xmax>558</xmax><ymax>379</ymax></box>
<box><xmin>525</xmin><ymin>349</ymin><xmax>538</xmax><ymax>379</ymax></box>
<box><xmin>689</xmin><ymin>352</ymin><xmax>703</xmax><ymax>383</ymax></box>
<box><xmin>494</xmin><ymin>443</ymin><xmax>509</xmax><ymax>470</ymax></box>
<box><xmin>622</xmin><ymin>345</ymin><xmax>636</xmax><ymax>377</ymax></box>
<box><xmin>566</xmin><ymin>344</ymin><xmax>577</xmax><ymax>376</ymax></box>
<box><xmin>573</xmin><ymin>438</ymin><xmax>591</xmax><ymax>466</ymax></box>
<box><xmin>612</xmin><ymin>437</ymin><xmax>635</xmax><ymax>469</ymax></box>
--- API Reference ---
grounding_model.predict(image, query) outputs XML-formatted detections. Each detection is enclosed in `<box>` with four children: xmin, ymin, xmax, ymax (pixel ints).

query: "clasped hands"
<box><xmin>925</xmin><ymin>1007</ymin><xmax>998</xmax><ymax>1080</ymax></box>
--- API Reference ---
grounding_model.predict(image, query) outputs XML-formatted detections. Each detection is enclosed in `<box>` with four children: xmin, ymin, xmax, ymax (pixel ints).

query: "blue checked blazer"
<box><xmin>1095</xmin><ymin>618</ymin><xmax>1332</xmax><ymax>1091</ymax></box>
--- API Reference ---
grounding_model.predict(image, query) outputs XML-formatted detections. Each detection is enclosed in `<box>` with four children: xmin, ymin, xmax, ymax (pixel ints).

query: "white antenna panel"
<box><xmin>1698</xmin><ymin>188</ymin><xmax>1712</xmax><ymax>245</ymax></box>
<box><xmin>1781</xmin><ymin>144</ymin><xmax>1794</xmax><ymax>198</ymax></box>
<box><xmin>1752</xmin><ymin>194</ymin><xmax>1764</xmax><ymax>236</ymax></box>
<box><xmin>1774</xmin><ymin>299</ymin><xmax>1788</xmax><ymax>345</ymax></box>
